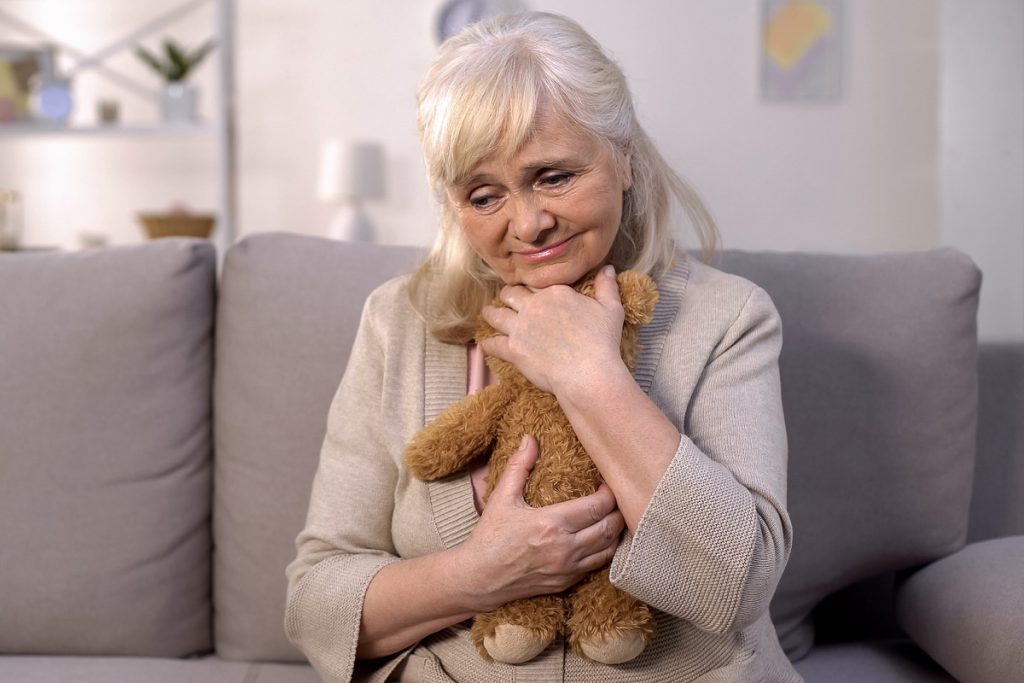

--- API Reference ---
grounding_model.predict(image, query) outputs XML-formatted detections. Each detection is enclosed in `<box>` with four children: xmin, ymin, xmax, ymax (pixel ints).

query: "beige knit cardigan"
<box><xmin>285</xmin><ymin>253</ymin><xmax>802</xmax><ymax>683</ymax></box>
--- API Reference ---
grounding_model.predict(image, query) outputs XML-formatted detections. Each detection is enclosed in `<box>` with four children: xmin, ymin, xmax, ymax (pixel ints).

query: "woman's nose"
<box><xmin>508</xmin><ymin>194</ymin><xmax>556</xmax><ymax>243</ymax></box>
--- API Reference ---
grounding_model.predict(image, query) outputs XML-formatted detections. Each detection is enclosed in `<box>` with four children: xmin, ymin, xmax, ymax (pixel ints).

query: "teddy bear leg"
<box><xmin>471</xmin><ymin>595</ymin><xmax>565</xmax><ymax>664</ymax></box>
<box><xmin>567</xmin><ymin>569</ymin><xmax>655</xmax><ymax>665</ymax></box>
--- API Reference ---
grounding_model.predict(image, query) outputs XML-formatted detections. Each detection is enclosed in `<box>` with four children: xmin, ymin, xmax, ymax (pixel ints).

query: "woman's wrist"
<box><xmin>358</xmin><ymin>547</ymin><xmax>481</xmax><ymax>658</ymax></box>
<box><xmin>552</xmin><ymin>352</ymin><xmax>632</xmax><ymax>411</ymax></box>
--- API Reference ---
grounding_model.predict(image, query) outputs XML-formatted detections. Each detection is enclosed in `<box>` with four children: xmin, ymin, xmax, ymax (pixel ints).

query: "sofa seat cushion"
<box><xmin>0</xmin><ymin>240</ymin><xmax>215</xmax><ymax>656</ymax></box>
<box><xmin>0</xmin><ymin>655</ymin><xmax>318</xmax><ymax>683</ymax></box>
<box><xmin>793</xmin><ymin>641</ymin><xmax>954</xmax><ymax>682</ymax></box>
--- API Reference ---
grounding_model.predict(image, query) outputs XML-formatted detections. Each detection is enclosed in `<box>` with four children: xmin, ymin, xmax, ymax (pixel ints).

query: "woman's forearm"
<box><xmin>555</xmin><ymin>361</ymin><xmax>681</xmax><ymax>533</ymax></box>
<box><xmin>357</xmin><ymin>548</ymin><xmax>477</xmax><ymax>659</ymax></box>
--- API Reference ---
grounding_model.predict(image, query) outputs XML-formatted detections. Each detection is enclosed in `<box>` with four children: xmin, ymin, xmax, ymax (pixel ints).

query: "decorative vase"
<box><xmin>161</xmin><ymin>83</ymin><xmax>198</xmax><ymax>124</ymax></box>
<box><xmin>31</xmin><ymin>75</ymin><xmax>73</xmax><ymax>124</ymax></box>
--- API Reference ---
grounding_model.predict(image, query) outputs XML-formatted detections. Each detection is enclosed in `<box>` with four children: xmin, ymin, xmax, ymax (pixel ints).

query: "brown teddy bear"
<box><xmin>404</xmin><ymin>270</ymin><xmax>660</xmax><ymax>666</ymax></box>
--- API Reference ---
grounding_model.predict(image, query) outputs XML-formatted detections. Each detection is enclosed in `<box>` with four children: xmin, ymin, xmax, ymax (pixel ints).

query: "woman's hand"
<box><xmin>358</xmin><ymin>435</ymin><xmax>624</xmax><ymax>659</ymax></box>
<box><xmin>479</xmin><ymin>265</ymin><xmax>625</xmax><ymax>396</ymax></box>
<box><xmin>480</xmin><ymin>265</ymin><xmax>682</xmax><ymax>534</ymax></box>
<box><xmin>455</xmin><ymin>434</ymin><xmax>625</xmax><ymax>612</ymax></box>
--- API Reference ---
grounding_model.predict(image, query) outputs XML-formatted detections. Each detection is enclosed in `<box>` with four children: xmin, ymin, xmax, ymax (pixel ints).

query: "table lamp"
<box><xmin>317</xmin><ymin>139</ymin><xmax>386</xmax><ymax>242</ymax></box>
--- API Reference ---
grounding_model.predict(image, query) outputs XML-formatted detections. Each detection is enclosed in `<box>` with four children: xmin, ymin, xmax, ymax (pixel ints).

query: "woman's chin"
<box><xmin>512</xmin><ymin>262</ymin><xmax>591</xmax><ymax>289</ymax></box>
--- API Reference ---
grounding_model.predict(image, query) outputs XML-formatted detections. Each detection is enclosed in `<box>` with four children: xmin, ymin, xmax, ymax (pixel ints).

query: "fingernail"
<box><xmin>518</xmin><ymin>435</ymin><xmax>529</xmax><ymax>451</ymax></box>
<box><xmin>603</xmin><ymin>265</ymin><xmax>615</xmax><ymax>277</ymax></box>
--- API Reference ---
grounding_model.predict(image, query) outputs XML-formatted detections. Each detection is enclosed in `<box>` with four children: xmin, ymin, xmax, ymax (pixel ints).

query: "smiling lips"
<box><xmin>515</xmin><ymin>234</ymin><xmax>577</xmax><ymax>263</ymax></box>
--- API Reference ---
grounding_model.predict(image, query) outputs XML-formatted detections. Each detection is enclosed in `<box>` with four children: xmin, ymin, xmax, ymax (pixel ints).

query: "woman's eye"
<box><xmin>465</xmin><ymin>184</ymin><xmax>507</xmax><ymax>213</ymax></box>
<box><xmin>539</xmin><ymin>172</ymin><xmax>573</xmax><ymax>188</ymax></box>
<box><xmin>469</xmin><ymin>193</ymin><xmax>499</xmax><ymax>211</ymax></box>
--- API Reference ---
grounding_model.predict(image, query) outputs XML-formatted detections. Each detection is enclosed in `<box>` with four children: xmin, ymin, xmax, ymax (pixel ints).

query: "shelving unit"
<box><xmin>0</xmin><ymin>0</ymin><xmax>236</xmax><ymax>253</ymax></box>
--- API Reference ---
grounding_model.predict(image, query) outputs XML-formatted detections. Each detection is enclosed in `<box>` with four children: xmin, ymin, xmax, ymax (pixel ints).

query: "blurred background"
<box><xmin>0</xmin><ymin>0</ymin><xmax>1020</xmax><ymax>340</ymax></box>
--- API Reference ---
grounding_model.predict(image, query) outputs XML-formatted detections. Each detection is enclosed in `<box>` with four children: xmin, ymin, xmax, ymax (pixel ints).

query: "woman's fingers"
<box><xmin>477</xmin><ymin>331</ymin><xmax>510</xmax><ymax>363</ymax></box>
<box><xmin>489</xmin><ymin>435</ymin><xmax>538</xmax><ymax>505</ymax></box>
<box><xmin>468</xmin><ymin>438</ymin><xmax>624</xmax><ymax>603</ymax></box>
<box><xmin>534</xmin><ymin>486</ymin><xmax>624</xmax><ymax>576</ymax></box>
<box><xmin>571</xmin><ymin>508</ymin><xmax>625</xmax><ymax>554</ymax></box>
<box><xmin>593</xmin><ymin>264</ymin><xmax>622</xmax><ymax>309</ymax></box>
<box><xmin>481</xmin><ymin>304</ymin><xmax>515</xmax><ymax>333</ymax></box>
<box><xmin>573</xmin><ymin>538</ymin><xmax>622</xmax><ymax>576</ymax></box>
<box><xmin>498</xmin><ymin>284</ymin><xmax>533</xmax><ymax>311</ymax></box>
<box><xmin>544</xmin><ymin>483</ymin><xmax>618</xmax><ymax>531</ymax></box>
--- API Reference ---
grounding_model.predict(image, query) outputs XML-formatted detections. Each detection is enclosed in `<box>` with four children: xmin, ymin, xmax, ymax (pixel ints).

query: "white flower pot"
<box><xmin>161</xmin><ymin>83</ymin><xmax>198</xmax><ymax>124</ymax></box>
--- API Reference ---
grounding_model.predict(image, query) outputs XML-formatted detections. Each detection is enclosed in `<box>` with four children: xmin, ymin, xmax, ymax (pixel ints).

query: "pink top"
<box><xmin>467</xmin><ymin>343</ymin><xmax>494</xmax><ymax>395</ymax></box>
<box><xmin>466</xmin><ymin>344</ymin><xmax>495</xmax><ymax>512</ymax></box>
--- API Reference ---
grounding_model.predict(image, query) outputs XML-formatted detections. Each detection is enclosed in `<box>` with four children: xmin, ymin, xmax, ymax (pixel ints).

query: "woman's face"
<box><xmin>448</xmin><ymin>114</ymin><xmax>631</xmax><ymax>289</ymax></box>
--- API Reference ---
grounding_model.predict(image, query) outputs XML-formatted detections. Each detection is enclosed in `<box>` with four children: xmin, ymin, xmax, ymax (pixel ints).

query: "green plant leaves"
<box><xmin>135</xmin><ymin>37</ymin><xmax>216</xmax><ymax>83</ymax></box>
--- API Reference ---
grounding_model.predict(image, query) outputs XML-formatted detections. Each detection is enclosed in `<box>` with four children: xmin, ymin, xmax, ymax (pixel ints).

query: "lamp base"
<box><xmin>327</xmin><ymin>204</ymin><xmax>376</xmax><ymax>242</ymax></box>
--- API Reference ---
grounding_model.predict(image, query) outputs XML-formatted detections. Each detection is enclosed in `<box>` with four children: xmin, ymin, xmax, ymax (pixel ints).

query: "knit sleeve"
<box><xmin>284</xmin><ymin>288</ymin><xmax>407</xmax><ymax>683</ymax></box>
<box><xmin>609</xmin><ymin>285</ymin><xmax>792</xmax><ymax>635</ymax></box>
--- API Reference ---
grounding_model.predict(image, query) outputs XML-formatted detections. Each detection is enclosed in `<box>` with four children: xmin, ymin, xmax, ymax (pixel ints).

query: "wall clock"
<box><xmin>435</xmin><ymin>0</ymin><xmax>526</xmax><ymax>43</ymax></box>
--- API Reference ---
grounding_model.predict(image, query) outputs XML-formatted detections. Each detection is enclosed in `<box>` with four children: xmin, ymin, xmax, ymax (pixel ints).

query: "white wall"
<box><xmin>237</xmin><ymin>0</ymin><xmax>942</xmax><ymax>255</ymax></box>
<box><xmin>236</xmin><ymin>0</ymin><xmax>440</xmax><ymax>247</ymax></box>
<box><xmin>4</xmin><ymin>1</ymin><xmax>1019</xmax><ymax>339</ymax></box>
<box><xmin>2</xmin><ymin>0</ymin><xmax>940</xmax><ymax>253</ymax></box>
<box><xmin>939</xmin><ymin>0</ymin><xmax>1024</xmax><ymax>341</ymax></box>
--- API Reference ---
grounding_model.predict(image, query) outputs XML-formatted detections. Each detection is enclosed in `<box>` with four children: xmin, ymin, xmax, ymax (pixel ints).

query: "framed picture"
<box><xmin>761</xmin><ymin>0</ymin><xmax>843</xmax><ymax>102</ymax></box>
<box><xmin>0</xmin><ymin>45</ymin><xmax>52</xmax><ymax>122</ymax></box>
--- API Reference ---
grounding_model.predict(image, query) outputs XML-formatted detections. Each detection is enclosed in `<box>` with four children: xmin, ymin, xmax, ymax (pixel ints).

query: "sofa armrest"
<box><xmin>970</xmin><ymin>342</ymin><xmax>1024</xmax><ymax>541</ymax></box>
<box><xmin>896</xmin><ymin>536</ymin><xmax>1024</xmax><ymax>683</ymax></box>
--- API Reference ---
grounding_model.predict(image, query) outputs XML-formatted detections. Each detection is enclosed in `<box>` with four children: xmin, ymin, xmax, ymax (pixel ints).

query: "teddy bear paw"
<box><xmin>484</xmin><ymin>624</ymin><xmax>553</xmax><ymax>664</ymax></box>
<box><xmin>579</xmin><ymin>627</ymin><xmax>649</xmax><ymax>665</ymax></box>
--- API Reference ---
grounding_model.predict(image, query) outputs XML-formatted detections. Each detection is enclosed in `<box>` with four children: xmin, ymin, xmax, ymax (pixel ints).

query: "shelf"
<box><xmin>0</xmin><ymin>0</ymin><xmax>236</xmax><ymax>255</ymax></box>
<box><xmin>0</xmin><ymin>122</ymin><xmax>217</xmax><ymax>138</ymax></box>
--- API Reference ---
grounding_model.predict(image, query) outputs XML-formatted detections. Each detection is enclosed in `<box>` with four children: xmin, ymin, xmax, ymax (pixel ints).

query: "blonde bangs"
<box><xmin>422</xmin><ymin>49</ymin><xmax>546</xmax><ymax>190</ymax></box>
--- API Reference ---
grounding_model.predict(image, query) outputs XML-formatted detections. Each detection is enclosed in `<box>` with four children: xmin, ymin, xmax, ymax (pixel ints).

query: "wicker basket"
<box><xmin>138</xmin><ymin>212</ymin><xmax>216</xmax><ymax>240</ymax></box>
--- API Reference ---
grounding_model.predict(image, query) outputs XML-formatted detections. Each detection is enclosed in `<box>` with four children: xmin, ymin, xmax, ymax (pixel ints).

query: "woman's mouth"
<box><xmin>516</xmin><ymin>234</ymin><xmax>577</xmax><ymax>263</ymax></box>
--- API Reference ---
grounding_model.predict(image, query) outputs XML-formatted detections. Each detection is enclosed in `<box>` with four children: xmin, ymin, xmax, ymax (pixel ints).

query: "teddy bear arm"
<box><xmin>404</xmin><ymin>385</ymin><xmax>513</xmax><ymax>481</ymax></box>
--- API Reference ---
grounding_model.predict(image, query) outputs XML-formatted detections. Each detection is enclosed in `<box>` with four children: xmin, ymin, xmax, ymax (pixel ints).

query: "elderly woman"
<box><xmin>286</xmin><ymin>11</ymin><xmax>799</xmax><ymax>683</ymax></box>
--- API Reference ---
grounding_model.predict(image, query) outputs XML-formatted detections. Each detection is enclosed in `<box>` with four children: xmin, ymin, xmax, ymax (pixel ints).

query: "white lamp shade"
<box><xmin>317</xmin><ymin>139</ymin><xmax>386</xmax><ymax>203</ymax></box>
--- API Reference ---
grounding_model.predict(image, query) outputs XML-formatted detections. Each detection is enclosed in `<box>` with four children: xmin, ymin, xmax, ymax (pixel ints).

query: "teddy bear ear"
<box><xmin>616</xmin><ymin>271</ymin><xmax>660</xmax><ymax>325</ymax></box>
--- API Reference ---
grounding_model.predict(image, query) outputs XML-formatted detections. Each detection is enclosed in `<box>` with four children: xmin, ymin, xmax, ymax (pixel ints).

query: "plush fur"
<box><xmin>404</xmin><ymin>271</ymin><xmax>660</xmax><ymax>665</ymax></box>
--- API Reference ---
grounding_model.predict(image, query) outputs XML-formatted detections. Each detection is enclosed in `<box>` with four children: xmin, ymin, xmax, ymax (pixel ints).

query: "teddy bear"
<box><xmin>404</xmin><ymin>270</ymin><xmax>660</xmax><ymax>666</ymax></box>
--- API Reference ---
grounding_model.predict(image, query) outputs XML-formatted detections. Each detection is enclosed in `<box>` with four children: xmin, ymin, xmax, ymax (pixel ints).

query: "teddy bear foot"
<box><xmin>579</xmin><ymin>628</ymin><xmax>649</xmax><ymax>665</ymax></box>
<box><xmin>483</xmin><ymin>624</ymin><xmax>553</xmax><ymax>664</ymax></box>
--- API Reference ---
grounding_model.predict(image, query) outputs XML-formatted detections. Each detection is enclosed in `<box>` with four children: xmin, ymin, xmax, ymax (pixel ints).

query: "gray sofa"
<box><xmin>1</xmin><ymin>233</ymin><xmax>1021</xmax><ymax>683</ymax></box>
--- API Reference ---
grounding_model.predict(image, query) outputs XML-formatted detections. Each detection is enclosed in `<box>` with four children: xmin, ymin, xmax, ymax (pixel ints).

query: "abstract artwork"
<box><xmin>761</xmin><ymin>0</ymin><xmax>843</xmax><ymax>102</ymax></box>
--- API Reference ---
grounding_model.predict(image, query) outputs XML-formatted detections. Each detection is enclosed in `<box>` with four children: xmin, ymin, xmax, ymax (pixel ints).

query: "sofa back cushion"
<box><xmin>715</xmin><ymin>249</ymin><xmax>981</xmax><ymax>659</ymax></box>
<box><xmin>213</xmin><ymin>233</ymin><xmax>422</xmax><ymax>660</ymax></box>
<box><xmin>212</xmin><ymin>238</ymin><xmax>981</xmax><ymax>663</ymax></box>
<box><xmin>0</xmin><ymin>240</ymin><xmax>215</xmax><ymax>656</ymax></box>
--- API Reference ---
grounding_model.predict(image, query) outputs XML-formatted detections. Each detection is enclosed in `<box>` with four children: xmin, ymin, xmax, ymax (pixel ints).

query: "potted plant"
<box><xmin>135</xmin><ymin>38</ymin><xmax>215</xmax><ymax>124</ymax></box>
